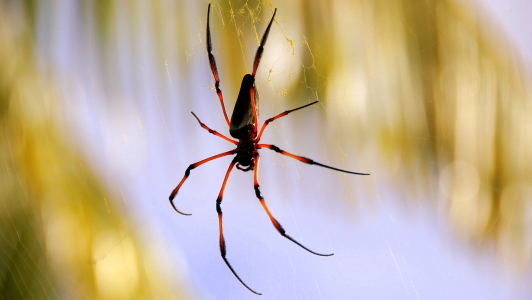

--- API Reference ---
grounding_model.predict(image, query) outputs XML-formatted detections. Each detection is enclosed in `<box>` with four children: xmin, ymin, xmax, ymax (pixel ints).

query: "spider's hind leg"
<box><xmin>216</xmin><ymin>158</ymin><xmax>262</xmax><ymax>295</ymax></box>
<box><xmin>252</xmin><ymin>155</ymin><xmax>334</xmax><ymax>256</ymax></box>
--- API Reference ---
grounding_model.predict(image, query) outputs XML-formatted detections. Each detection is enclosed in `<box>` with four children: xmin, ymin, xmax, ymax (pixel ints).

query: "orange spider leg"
<box><xmin>253</xmin><ymin>155</ymin><xmax>334</xmax><ymax>256</ymax></box>
<box><xmin>216</xmin><ymin>158</ymin><xmax>262</xmax><ymax>295</ymax></box>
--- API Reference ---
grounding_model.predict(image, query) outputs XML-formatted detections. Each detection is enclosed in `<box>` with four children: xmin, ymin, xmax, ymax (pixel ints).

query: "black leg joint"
<box><xmin>185</xmin><ymin>165</ymin><xmax>195</xmax><ymax>176</ymax></box>
<box><xmin>269</xmin><ymin>145</ymin><xmax>281</xmax><ymax>153</ymax></box>
<box><xmin>254</xmin><ymin>184</ymin><xmax>263</xmax><ymax>199</ymax></box>
<box><xmin>216</xmin><ymin>199</ymin><xmax>222</xmax><ymax>214</ymax></box>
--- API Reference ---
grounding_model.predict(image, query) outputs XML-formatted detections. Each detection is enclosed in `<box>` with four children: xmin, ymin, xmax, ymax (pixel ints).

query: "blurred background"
<box><xmin>1</xmin><ymin>0</ymin><xmax>531</xmax><ymax>299</ymax></box>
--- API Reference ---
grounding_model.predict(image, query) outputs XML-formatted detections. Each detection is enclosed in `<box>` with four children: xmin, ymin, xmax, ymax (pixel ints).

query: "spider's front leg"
<box><xmin>206</xmin><ymin>3</ymin><xmax>230</xmax><ymax>126</ymax></box>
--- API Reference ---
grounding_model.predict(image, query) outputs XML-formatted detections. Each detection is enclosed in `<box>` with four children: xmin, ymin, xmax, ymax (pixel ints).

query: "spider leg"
<box><xmin>253</xmin><ymin>155</ymin><xmax>334</xmax><ymax>256</ymax></box>
<box><xmin>258</xmin><ymin>144</ymin><xmax>370</xmax><ymax>175</ymax></box>
<box><xmin>249</xmin><ymin>85</ymin><xmax>259</xmax><ymax>135</ymax></box>
<box><xmin>169</xmin><ymin>150</ymin><xmax>237</xmax><ymax>215</ymax></box>
<box><xmin>217</xmin><ymin>158</ymin><xmax>262</xmax><ymax>295</ymax></box>
<box><xmin>256</xmin><ymin>101</ymin><xmax>318</xmax><ymax>142</ymax></box>
<box><xmin>251</xmin><ymin>8</ymin><xmax>277</xmax><ymax>77</ymax></box>
<box><xmin>191</xmin><ymin>112</ymin><xmax>238</xmax><ymax>145</ymax></box>
<box><xmin>206</xmin><ymin>3</ymin><xmax>230</xmax><ymax>126</ymax></box>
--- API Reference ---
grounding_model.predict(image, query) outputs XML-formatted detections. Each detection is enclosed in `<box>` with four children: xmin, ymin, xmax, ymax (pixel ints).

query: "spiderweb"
<box><xmin>2</xmin><ymin>0</ymin><xmax>532</xmax><ymax>299</ymax></box>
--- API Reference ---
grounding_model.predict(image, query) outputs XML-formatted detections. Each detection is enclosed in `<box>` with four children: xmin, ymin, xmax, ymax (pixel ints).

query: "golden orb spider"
<box><xmin>169</xmin><ymin>4</ymin><xmax>369</xmax><ymax>295</ymax></box>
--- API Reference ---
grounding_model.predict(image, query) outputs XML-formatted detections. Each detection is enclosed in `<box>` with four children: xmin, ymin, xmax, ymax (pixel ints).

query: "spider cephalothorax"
<box><xmin>169</xmin><ymin>4</ymin><xmax>369</xmax><ymax>295</ymax></box>
<box><xmin>235</xmin><ymin>140</ymin><xmax>256</xmax><ymax>171</ymax></box>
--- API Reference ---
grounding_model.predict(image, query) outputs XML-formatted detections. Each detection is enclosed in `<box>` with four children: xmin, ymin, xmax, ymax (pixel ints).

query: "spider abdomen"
<box><xmin>229</xmin><ymin>74</ymin><xmax>259</xmax><ymax>140</ymax></box>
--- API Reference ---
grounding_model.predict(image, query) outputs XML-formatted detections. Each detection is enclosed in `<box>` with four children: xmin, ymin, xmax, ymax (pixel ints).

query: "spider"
<box><xmin>169</xmin><ymin>4</ymin><xmax>369</xmax><ymax>295</ymax></box>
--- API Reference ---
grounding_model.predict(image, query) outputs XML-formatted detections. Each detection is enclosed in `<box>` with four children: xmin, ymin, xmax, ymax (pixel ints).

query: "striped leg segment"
<box><xmin>206</xmin><ymin>3</ymin><xmax>230</xmax><ymax>126</ymax></box>
<box><xmin>169</xmin><ymin>150</ymin><xmax>237</xmax><ymax>215</ymax></box>
<box><xmin>258</xmin><ymin>144</ymin><xmax>370</xmax><ymax>175</ymax></box>
<box><xmin>217</xmin><ymin>158</ymin><xmax>261</xmax><ymax>295</ymax></box>
<box><xmin>250</xmin><ymin>86</ymin><xmax>259</xmax><ymax>134</ymax></box>
<box><xmin>255</xmin><ymin>101</ymin><xmax>318</xmax><ymax>141</ymax></box>
<box><xmin>253</xmin><ymin>156</ymin><xmax>333</xmax><ymax>256</ymax></box>
<box><xmin>251</xmin><ymin>8</ymin><xmax>277</xmax><ymax>77</ymax></box>
<box><xmin>191</xmin><ymin>112</ymin><xmax>237</xmax><ymax>145</ymax></box>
